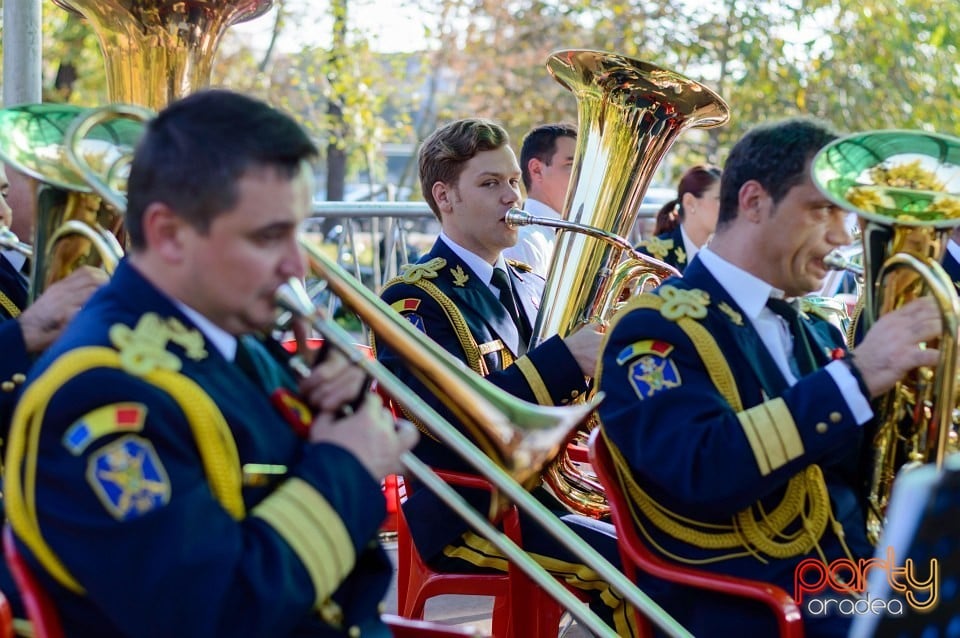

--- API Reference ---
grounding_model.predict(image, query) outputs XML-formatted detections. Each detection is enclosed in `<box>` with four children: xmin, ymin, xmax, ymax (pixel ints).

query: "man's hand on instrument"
<box><xmin>18</xmin><ymin>266</ymin><xmax>107</xmax><ymax>353</ymax></box>
<box><xmin>298</xmin><ymin>346</ymin><xmax>370</xmax><ymax>414</ymax></box>
<box><xmin>309</xmin><ymin>394</ymin><xmax>419</xmax><ymax>479</ymax></box>
<box><xmin>562</xmin><ymin>320</ymin><xmax>606</xmax><ymax>378</ymax></box>
<box><xmin>851</xmin><ymin>297</ymin><xmax>942</xmax><ymax>398</ymax></box>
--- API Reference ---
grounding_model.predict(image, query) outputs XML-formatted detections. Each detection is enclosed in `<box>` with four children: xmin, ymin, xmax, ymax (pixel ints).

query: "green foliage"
<box><xmin>11</xmin><ymin>0</ymin><xmax>959</xmax><ymax>194</ymax></box>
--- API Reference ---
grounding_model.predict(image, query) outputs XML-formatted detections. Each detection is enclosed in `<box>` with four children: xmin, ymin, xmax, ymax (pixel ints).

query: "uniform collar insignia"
<box><xmin>109</xmin><ymin>312</ymin><xmax>207</xmax><ymax>376</ymax></box>
<box><xmin>451</xmin><ymin>265</ymin><xmax>469</xmax><ymax>287</ymax></box>
<box><xmin>641</xmin><ymin>236</ymin><xmax>673</xmax><ymax>259</ymax></box>
<box><xmin>717</xmin><ymin>301</ymin><xmax>743</xmax><ymax>326</ymax></box>
<box><xmin>399</xmin><ymin>257</ymin><xmax>446</xmax><ymax>283</ymax></box>
<box><xmin>675</xmin><ymin>246</ymin><xmax>687</xmax><ymax>264</ymax></box>
<box><xmin>658</xmin><ymin>285</ymin><xmax>709</xmax><ymax>321</ymax></box>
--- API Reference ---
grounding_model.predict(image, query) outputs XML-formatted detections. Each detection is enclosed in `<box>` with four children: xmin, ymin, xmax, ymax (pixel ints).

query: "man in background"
<box><xmin>502</xmin><ymin>122</ymin><xmax>577</xmax><ymax>277</ymax></box>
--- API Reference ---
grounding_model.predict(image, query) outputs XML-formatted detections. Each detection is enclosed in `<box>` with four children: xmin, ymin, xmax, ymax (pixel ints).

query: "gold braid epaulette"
<box><xmin>0</xmin><ymin>291</ymin><xmax>21</xmax><ymax>318</ymax></box>
<box><xmin>375</xmin><ymin>275</ymin><xmax>514</xmax><ymax>440</ymax></box>
<box><xmin>596</xmin><ymin>292</ymin><xmax>832</xmax><ymax>563</ymax></box>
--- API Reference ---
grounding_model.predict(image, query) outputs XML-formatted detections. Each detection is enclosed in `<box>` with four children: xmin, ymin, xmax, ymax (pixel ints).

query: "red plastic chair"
<box><xmin>587</xmin><ymin>430</ymin><xmax>805</xmax><ymax>638</ymax></box>
<box><xmin>3</xmin><ymin>525</ymin><xmax>64</xmax><ymax>638</ymax></box>
<box><xmin>384</xmin><ymin>613</ymin><xmax>484</xmax><ymax>637</ymax></box>
<box><xmin>394</xmin><ymin>471</ymin><xmax>567</xmax><ymax>638</ymax></box>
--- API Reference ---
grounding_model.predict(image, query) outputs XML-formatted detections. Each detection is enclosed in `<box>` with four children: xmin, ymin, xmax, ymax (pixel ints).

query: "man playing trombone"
<box><xmin>374</xmin><ymin>118</ymin><xmax>635</xmax><ymax>634</ymax></box>
<box><xmin>595</xmin><ymin>117</ymin><xmax>942</xmax><ymax>637</ymax></box>
<box><xmin>4</xmin><ymin>90</ymin><xmax>418</xmax><ymax>637</ymax></box>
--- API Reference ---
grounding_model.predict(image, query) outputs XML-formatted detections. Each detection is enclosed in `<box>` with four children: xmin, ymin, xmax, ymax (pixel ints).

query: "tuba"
<box><xmin>0</xmin><ymin>104</ymin><xmax>144</xmax><ymax>300</ymax></box>
<box><xmin>0</xmin><ymin>1</ymin><xmax>275</xmax><ymax>298</ymax></box>
<box><xmin>811</xmin><ymin>130</ymin><xmax>960</xmax><ymax>544</ymax></box>
<box><xmin>528</xmin><ymin>50</ymin><xmax>730</xmax><ymax>517</ymax></box>
<box><xmin>51</xmin><ymin>0</ymin><xmax>275</xmax><ymax>111</ymax></box>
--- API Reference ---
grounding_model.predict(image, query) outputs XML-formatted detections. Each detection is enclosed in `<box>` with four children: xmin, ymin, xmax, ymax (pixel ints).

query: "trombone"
<box><xmin>283</xmin><ymin>240</ymin><xmax>692</xmax><ymax>638</ymax></box>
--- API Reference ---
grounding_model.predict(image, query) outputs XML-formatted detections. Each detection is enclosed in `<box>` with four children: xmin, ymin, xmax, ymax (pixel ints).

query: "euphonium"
<box><xmin>811</xmin><ymin>129</ymin><xmax>960</xmax><ymax>544</ymax></box>
<box><xmin>0</xmin><ymin>104</ymin><xmax>144</xmax><ymax>300</ymax></box>
<box><xmin>528</xmin><ymin>50</ymin><xmax>730</xmax><ymax>517</ymax></box>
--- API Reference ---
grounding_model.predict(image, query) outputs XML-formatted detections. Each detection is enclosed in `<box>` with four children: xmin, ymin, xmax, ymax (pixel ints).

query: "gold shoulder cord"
<box><xmin>5</xmin><ymin>347</ymin><xmax>243</xmax><ymax>593</ymax></box>
<box><xmin>0</xmin><ymin>291</ymin><xmax>21</xmax><ymax>318</ymax></box>
<box><xmin>596</xmin><ymin>294</ymin><xmax>841</xmax><ymax>565</ymax></box>
<box><xmin>374</xmin><ymin>279</ymin><xmax>512</xmax><ymax>440</ymax></box>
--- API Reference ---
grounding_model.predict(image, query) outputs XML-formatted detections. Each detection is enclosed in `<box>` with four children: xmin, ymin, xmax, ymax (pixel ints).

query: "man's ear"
<box><xmin>738</xmin><ymin>180</ymin><xmax>769</xmax><ymax>223</ymax></box>
<box><xmin>527</xmin><ymin>157</ymin><xmax>544</xmax><ymax>184</ymax></box>
<box><xmin>141</xmin><ymin>202</ymin><xmax>187</xmax><ymax>262</ymax></box>
<box><xmin>432</xmin><ymin>181</ymin><xmax>454</xmax><ymax>216</ymax></box>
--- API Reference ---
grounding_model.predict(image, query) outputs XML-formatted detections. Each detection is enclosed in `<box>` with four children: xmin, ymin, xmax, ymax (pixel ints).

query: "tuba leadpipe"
<box><xmin>812</xmin><ymin>129</ymin><xmax>960</xmax><ymax>544</ymax></box>
<box><xmin>277</xmin><ymin>260</ymin><xmax>692</xmax><ymax>638</ymax></box>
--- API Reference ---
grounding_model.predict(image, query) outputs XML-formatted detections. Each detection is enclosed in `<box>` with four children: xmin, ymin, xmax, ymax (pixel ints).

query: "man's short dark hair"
<box><xmin>717</xmin><ymin>117</ymin><xmax>839</xmax><ymax>228</ymax></box>
<box><xmin>417</xmin><ymin>118</ymin><xmax>510</xmax><ymax>220</ymax></box>
<box><xmin>126</xmin><ymin>89</ymin><xmax>318</xmax><ymax>249</ymax></box>
<box><xmin>519</xmin><ymin>122</ymin><xmax>577</xmax><ymax>191</ymax></box>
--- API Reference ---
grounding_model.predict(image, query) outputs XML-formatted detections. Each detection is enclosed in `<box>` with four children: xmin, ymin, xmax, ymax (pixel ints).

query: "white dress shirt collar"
<box><xmin>679</xmin><ymin>224</ymin><xmax>701</xmax><ymax>263</ymax></box>
<box><xmin>174</xmin><ymin>300</ymin><xmax>237</xmax><ymax>362</ymax></box>
<box><xmin>696</xmin><ymin>247</ymin><xmax>784</xmax><ymax>322</ymax></box>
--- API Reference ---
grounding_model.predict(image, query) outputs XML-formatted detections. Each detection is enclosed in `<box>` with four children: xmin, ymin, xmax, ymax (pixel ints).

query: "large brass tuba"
<box><xmin>811</xmin><ymin>130</ymin><xmax>960</xmax><ymax>544</ymax></box>
<box><xmin>526</xmin><ymin>50</ymin><xmax>730</xmax><ymax>516</ymax></box>
<box><xmin>52</xmin><ymin>0</ymin><xmax>275</xmax><ymax>111</ymax></box>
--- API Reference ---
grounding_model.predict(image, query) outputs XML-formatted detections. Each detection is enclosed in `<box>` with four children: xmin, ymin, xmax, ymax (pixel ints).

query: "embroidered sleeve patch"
<box><xmin>404</xmin><ymin>313</ymin><xmax>426</xmax><ymax>335</ymax></box>
<box><xmin>86</xmin><ymin>434</ymin><xmax>171</xmax><ymax>521</ymax></box>
<box><xmin>63</xmin><ymin>403</ymin><xmax>147</xmax><ymax>455</ymax></box>
<box><xmin>617</xmin><ymin>340</ymin><xmax>682</xmax><ymax>399</ymax></box>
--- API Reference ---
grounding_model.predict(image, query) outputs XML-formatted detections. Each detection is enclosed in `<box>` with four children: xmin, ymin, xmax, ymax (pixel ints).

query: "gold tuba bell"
<box><xmin>811</xmin><ymin>129</ymin><xmax>960</xmax><ymax>544</ymax></box>
<box><xmin>522</xmin><ymin>50</ymin><xmax>730</xmax><ymax>517</ymax></box>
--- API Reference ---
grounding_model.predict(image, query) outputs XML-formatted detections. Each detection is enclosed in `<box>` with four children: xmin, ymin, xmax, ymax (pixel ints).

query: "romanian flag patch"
<box><xmin>392</xmin><ymin>298</ymin><xmax>426</xmax><ymax>334</ymax></box>
<box><xmin>617</xmin><ymin>340</ymin><xmax>682</xmax><ymax>399</ymax></box>
<box><xmin>86</xmin><ymin>434</ymin><xmax>171</xmax><ymax>521</ymax></box>
<box><xmin>63</xmin><ymin>403</ymin><xmax>147</xmax><ymax>455</ymax></box>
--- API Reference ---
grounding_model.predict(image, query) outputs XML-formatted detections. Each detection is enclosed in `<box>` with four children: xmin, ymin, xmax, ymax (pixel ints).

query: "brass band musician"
<box><xmin>4</xmin><ymin>90</ymin><xmax>418</xmax><ymax>638</ymax></box>
<box><xmin>596</xmin><ymin>117</ymin><xmax>941</xmax><ymax>637</ymax></box>
<box><xmin>374</xmin><ymin>118</ymin><xmax>638</xmax><ymax>635</ymax></box>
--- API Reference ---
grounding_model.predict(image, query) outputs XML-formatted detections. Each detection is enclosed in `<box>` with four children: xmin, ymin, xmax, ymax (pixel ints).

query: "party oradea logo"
<box><xmin>794</xmin><ymin>548</ymin><xmax>938</xmax><ymax>616</ymax></box>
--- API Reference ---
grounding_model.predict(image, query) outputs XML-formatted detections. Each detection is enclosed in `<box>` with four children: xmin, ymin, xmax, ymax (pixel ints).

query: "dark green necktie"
<box><xmin>491</xmin><ymin>267</ymin><xmax>529</xmax><ymax>353</ymax></box>
<box><xmin>766</xmin><ymin>297</ymin><xmax>819</xmax><ymax>377</ymax></box>
<box><xmin>235</xmin><ymin>335</ymin><xmax>290</xmax><ymax>393</ymax></box>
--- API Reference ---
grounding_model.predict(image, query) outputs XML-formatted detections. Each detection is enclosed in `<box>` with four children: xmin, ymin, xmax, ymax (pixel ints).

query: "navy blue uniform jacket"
<box><xmin>374</xmin><ymin>238</ymin><xmax>588</xmax><ymax>561</ymax></box>
<box><xmin>597</xmin><ymin>257</ymin><xmax>873</xmax><ymax>636</ymax></box>
<box><xmin>0</xmin><ymin>253</ymin><xmax>30</xmax><ymax>428</ymax></box>
<box><xmin>5</xmin><ymin>260</ymin><xmax>392</xmax><ymax>638</ymax></box>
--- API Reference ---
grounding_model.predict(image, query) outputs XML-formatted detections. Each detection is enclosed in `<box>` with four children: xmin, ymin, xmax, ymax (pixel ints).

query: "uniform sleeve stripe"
<box><xmin>738</xmin><ymin>408</ymin><xmax>771</xmax><ymax>476</ymax></box>
<box><xmin>252</xmin><ymin>477</ymin><xmax>355</xmax><ymax>604</ymax></box>
<box><xmin>514</xmin><ymin>356</ymin><xmax>553</xmax><ymax>405</ymax></box>
<box><xmin>737</xmin><ymin>399</ymin><xmax>804</xmax><ymax>476</ymax></box>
